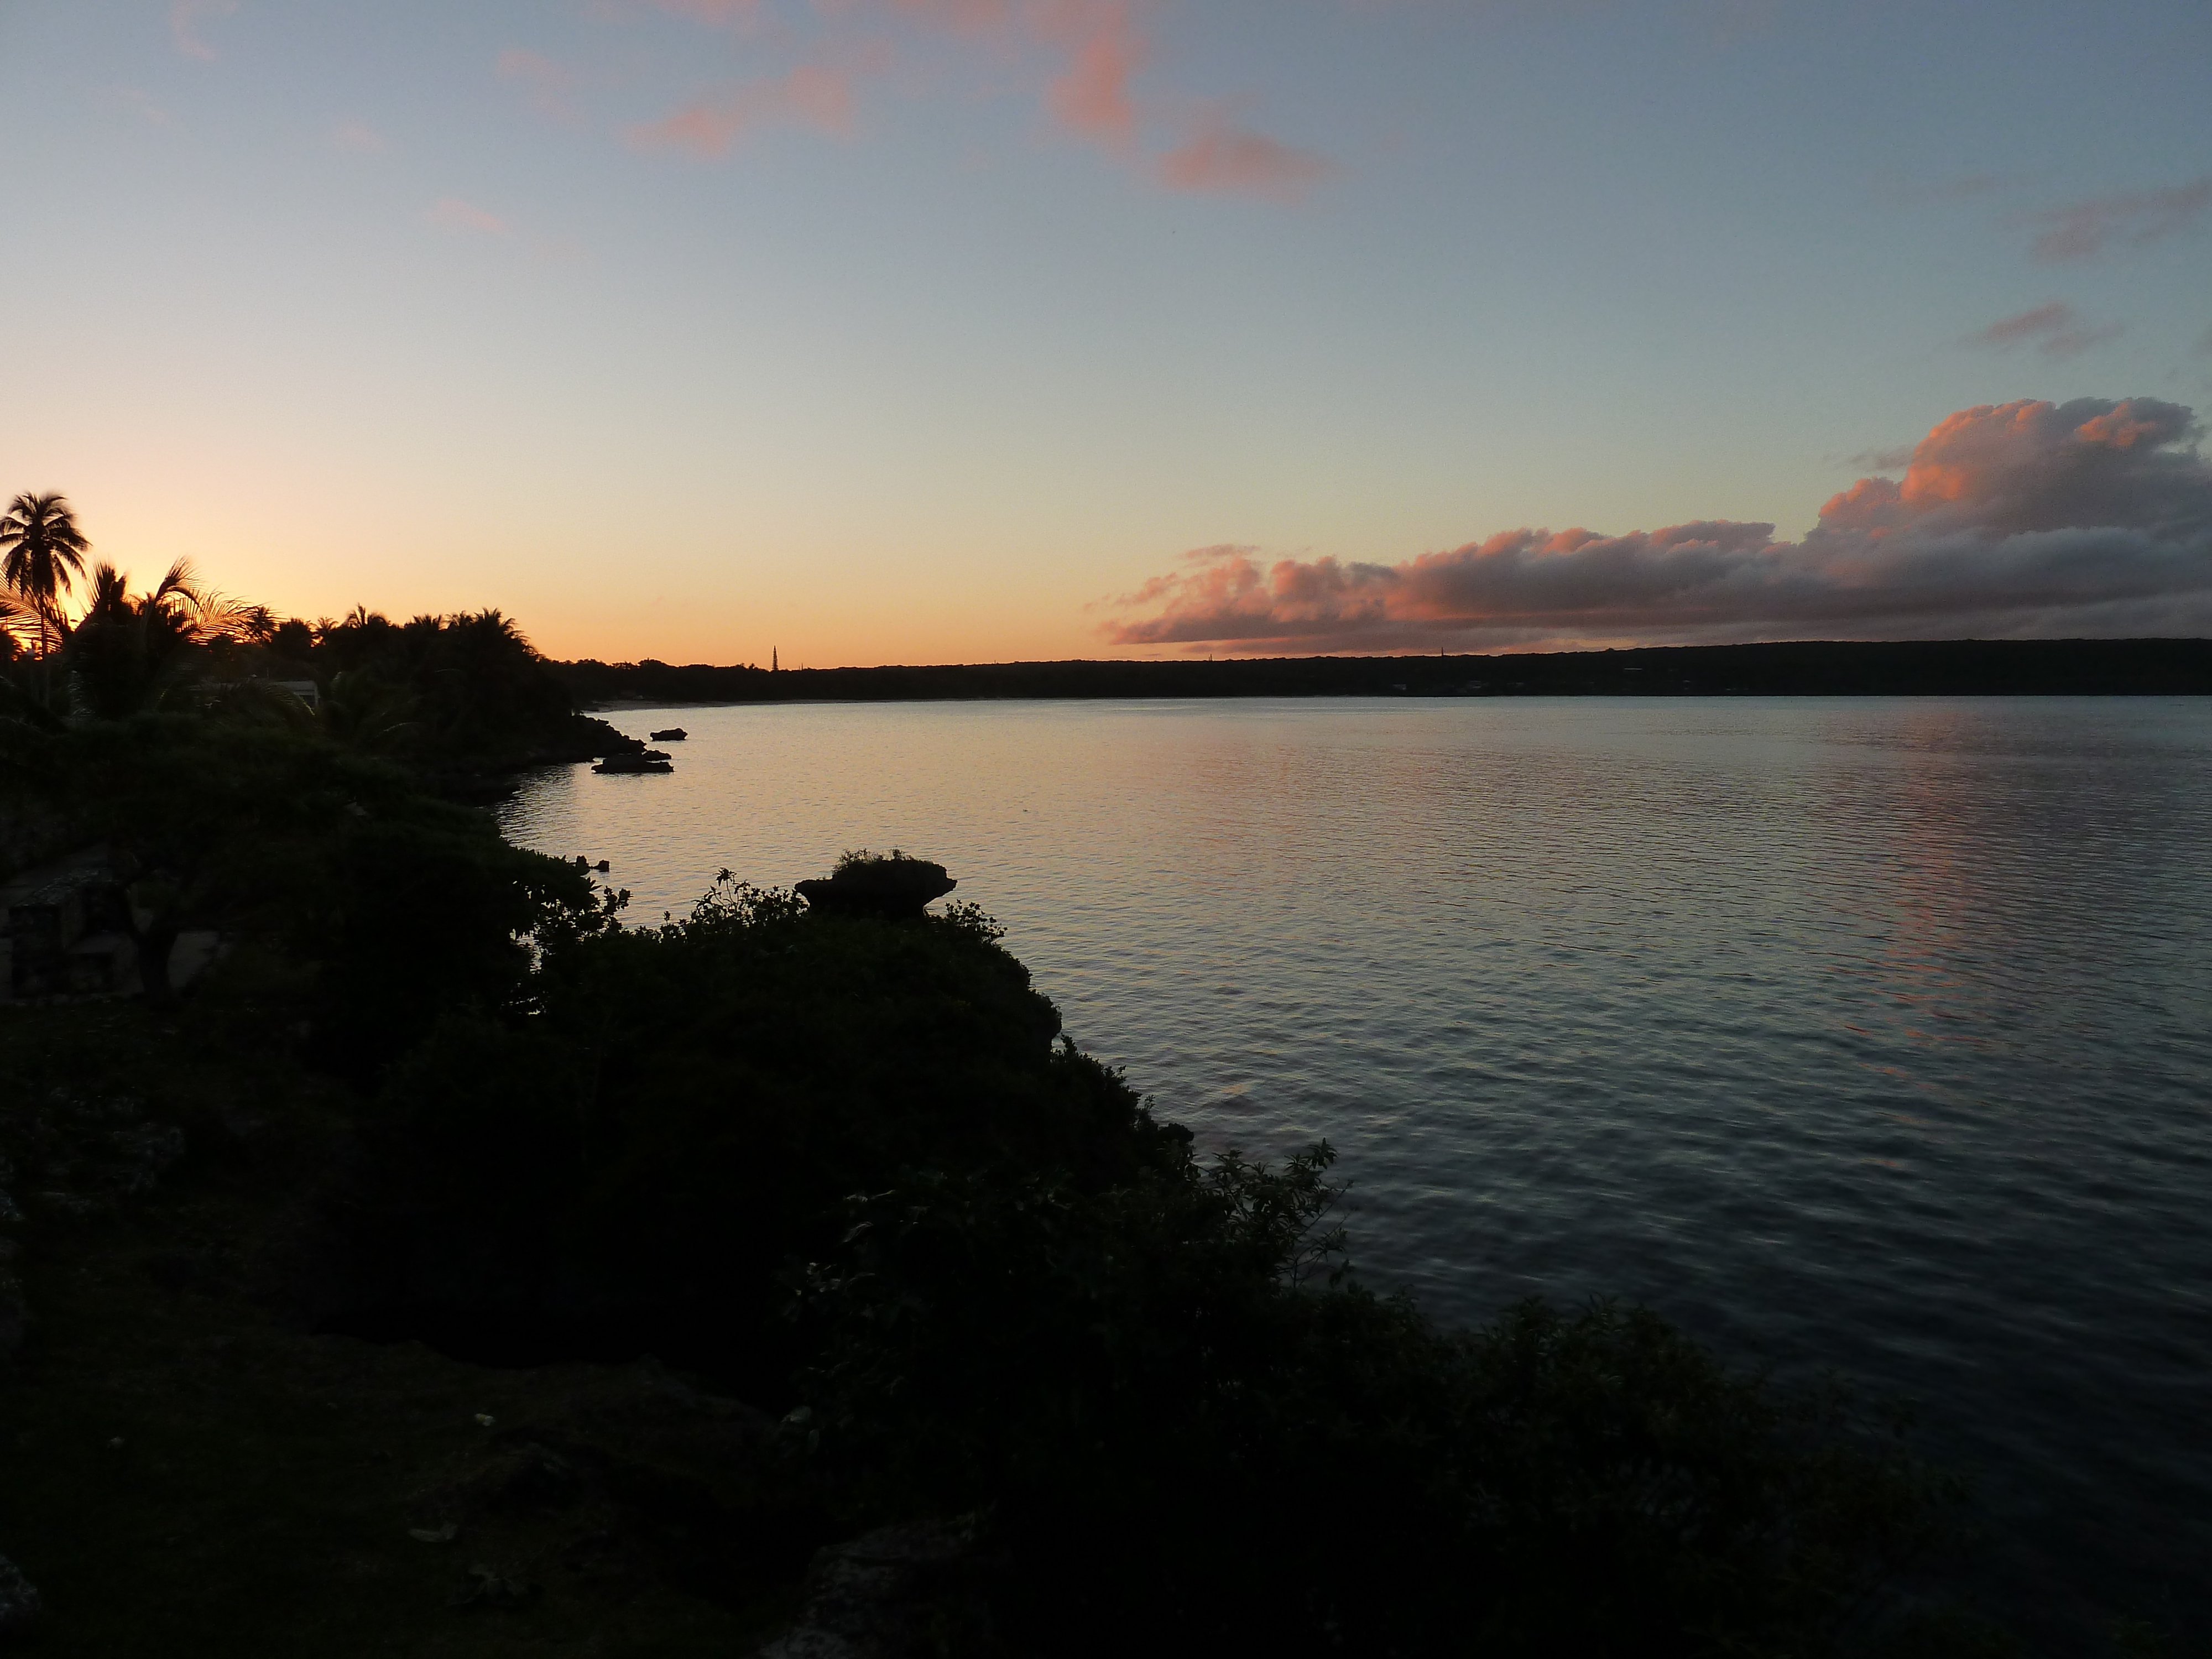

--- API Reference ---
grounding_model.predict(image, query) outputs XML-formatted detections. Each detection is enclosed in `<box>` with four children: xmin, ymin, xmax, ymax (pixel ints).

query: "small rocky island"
<box><xmin>794</xmin><ymin>849</ymin><xmax>957</xmax><ymax>920</ymax></box>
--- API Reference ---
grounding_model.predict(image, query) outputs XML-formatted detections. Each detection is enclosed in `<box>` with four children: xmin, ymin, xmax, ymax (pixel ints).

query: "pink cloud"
<box><xmin>2022</xmin><ymin>175</ymin><xmax>2212</xmax><ymax>261</ymax></box>
<box><xmin>1105</xmin><ymin>398</ymin><xmax>2212</xmax><ymax>652</ymax></box>
<box><xmin>106</xmin><ymin>86</ymin><xmax>174</xmax><ymax>127</ymax></box>
<box><xmin>629</xmin><ymin>64</ymin><xmax>863</xmax><ymax>155</ymax></box>
<box><xmin>884</xmin><ymin>0</ymin><xmax>1019</xmax><ymax>32</ymax></box>
<box><xmin>170</xmin><ymin>0</ymin><xmax>236</xmax><ymax>61</ymax></box>
<box><xmin>1967</xmin><ymin>301</ymin><xmax>2123</xmax><ymax>359</ymax></box>
<box><xmin>332</xmin><ymin>119</ymin><xmax>388</xmax><ymax>154</ymax></box>
<box><xmin>639</xmin><ymin>0</ymin><xmax>765</xmax><ymax>23</ymax></box>
<box><xmin>497</xmin><ymin>48</ymin><xmax>582</xmax><ymax>119</ymax></box>
<box><xmin>852</xmin><ymin>0</ymin><xmax>1147</xmax><ymax>149</ymax></box>
<box><xmin>1158</xmin><ymin>118</ymin><xmax>1333</xmax><ymax>201</ymax></box>
<box><xmin>427</xmin><ymin>197</ymin><xmax>512</xmax><ymax>236</ymax></box>
<box><xmin>613</xmin><ymin>0</ymin><xmax>1333</xmax><ymax>195</ymax></box>
<box><xmin>1040</xmin><ymin>1</ymin><xmax>1144</xmax><ymax>150</ymax></box>
<box><xmin>1971</xmin><ymin>301</ymin><xmax>2070</xmax><ymax>346</ymax></box>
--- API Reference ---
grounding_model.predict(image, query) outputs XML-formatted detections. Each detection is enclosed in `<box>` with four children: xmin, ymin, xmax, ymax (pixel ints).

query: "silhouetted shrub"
<box><xmin>344</xmin><ymin>870</ymin><xmax>1966</xmax><ymax>1653</ymax></box>
<box><xmin>4</xmin><ymin>714</ymin><xmax>597</xmax><ymax>1056</ymax></box>
<box><xmin>794</xmin><ymin>1146</ymin><xmax>1963</xmax><ymax>1656</ymax></box>
<box><xmin>357</xmin><ymin>875</ymin><xmax>1184</xmax><ymax>1379</ymax></box>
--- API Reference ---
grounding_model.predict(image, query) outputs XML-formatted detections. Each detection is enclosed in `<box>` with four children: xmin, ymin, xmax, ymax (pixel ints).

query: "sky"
<box><xmin>2</xmin><ymin>0</ymin><xmax>2208</xmax><ymax>664</ymax></box>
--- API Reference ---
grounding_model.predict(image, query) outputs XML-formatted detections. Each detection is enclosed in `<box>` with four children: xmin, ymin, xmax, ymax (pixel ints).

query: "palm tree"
<box><xmin>64</xmin><ymin>558</ymin><xmax>272</xmax><ymax>717</ymax></box>
<box><xmin>0</xmin><ymin>586</ymin><xmax>39</xmax><ymax>656</ymax></box>
<box><xmin>0</xmin><ymin>492</ymin><xmax>91</xmax><ymax>656</ymax></box>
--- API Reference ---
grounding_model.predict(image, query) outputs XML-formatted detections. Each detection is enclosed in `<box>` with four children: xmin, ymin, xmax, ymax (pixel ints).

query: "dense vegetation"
<box><xmin>0</xmin><ymin>492</ymin><xmax>625</xmax><ymax>807</ymax></box>
<box><xmin>0</xmin><ymin>500</ymin><xmax>2060</xmax><ymax>1653</ymax></box>
<box><xmin>557</xmin><ymin>638</ymin><xmax>2212</xmax><ymax>706</ymax></box>
<box><xmin>3</xmin><ymin>740</ymin><xmax>2016</xmax><ymax>1653</ymax></box>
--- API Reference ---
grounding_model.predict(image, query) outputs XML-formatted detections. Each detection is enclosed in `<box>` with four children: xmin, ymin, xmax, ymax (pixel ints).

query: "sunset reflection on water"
<box><xmin>503</xmin><ymin>696</ymin><xmax>2212</xmax><ymax>1644</ymax></box>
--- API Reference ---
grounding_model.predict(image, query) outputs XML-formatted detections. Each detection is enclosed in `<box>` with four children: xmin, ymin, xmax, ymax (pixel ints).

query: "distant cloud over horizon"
<box><xmin>1103</xmin><ymin>398</ymin><xmax>2212</xmax><ymax>654</ymax></box>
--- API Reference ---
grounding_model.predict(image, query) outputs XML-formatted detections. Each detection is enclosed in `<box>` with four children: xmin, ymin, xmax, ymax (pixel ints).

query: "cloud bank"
<box><xmin>1103</xmin><ymin>398</ymin><xmax>2212</xmax><ymax>653</ymax></box>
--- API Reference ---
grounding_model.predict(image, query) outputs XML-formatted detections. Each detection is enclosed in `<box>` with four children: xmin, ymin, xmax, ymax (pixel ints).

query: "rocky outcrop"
<box><xmin>794</xmin><ymin>860</ymin><xmax>956</xmax><ymax>921</ymax></box>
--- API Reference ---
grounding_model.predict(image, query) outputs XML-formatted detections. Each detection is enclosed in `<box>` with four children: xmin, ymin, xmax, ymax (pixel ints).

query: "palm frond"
<box><xmin>0</xmin><ymin>586</ymin><xmax>40</xmax><ymax>646</ymax></box>
<box><xmin>85</xmin><ymin>562</ymin><xmax>133</xmax><ymax>620</ymax></box>
<box><xmin>149</xmin><ymin>557</ymin><xmax>204</xmax><ymax>609</ymax></box>
<box><xmin>184</xmin><ymin>588</ymin><xmax>263</xmax><ymax>644</ymax></box>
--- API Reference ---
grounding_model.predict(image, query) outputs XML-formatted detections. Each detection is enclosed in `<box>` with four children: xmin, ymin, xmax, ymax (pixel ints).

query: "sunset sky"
<box><xmin>3</xmin><ymin>0</ymin><xmax>2208</xmax><ymax>663</ymax></box>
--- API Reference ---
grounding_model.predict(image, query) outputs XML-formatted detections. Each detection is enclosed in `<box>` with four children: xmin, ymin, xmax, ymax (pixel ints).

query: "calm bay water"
<box><xmin>500</xmin><ymin>696</ymin><xmax>2212</xmax><ymax>1646</ymax></box>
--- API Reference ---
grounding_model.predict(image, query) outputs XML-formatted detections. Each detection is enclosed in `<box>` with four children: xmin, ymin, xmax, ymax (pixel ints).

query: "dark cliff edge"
<box><xmin>556</xmin><ymin>637</ymin><xmax>2212</xmax><ymax>707</ymax></box>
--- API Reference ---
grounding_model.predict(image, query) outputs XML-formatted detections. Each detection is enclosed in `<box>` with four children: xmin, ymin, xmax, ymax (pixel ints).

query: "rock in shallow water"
<box><xmin>794</xmin><ymin>861</ymin><xmax>957</xmax><ymax>921</ymax></box>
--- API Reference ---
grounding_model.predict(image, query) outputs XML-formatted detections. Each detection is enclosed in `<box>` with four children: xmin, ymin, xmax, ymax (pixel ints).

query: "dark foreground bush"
<box><xmin>351</xmin><ymin>877</ymin><xmax>1186</xmax><ymax>1381</ymax></box>
<box><xmin>340</xmin><ymin>871</ymin><xmax>1970</xmax><ymax>1655</ymax></box>
<box><xmin>2</xmin><ymin>715</ymin><xmax>596</xmax><ymax>1053</ymax></box>
<box><xmin>796</xmin><ymin>1151</ymin><xmax>1963</xmax><ymax>1657</ymax></box>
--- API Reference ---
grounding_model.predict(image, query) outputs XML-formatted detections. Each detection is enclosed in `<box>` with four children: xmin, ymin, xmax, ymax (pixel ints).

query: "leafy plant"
<box><xmin>833</xmin><ymin>847</ymin><xmax>921</xmax><ymax>873</ymax></box>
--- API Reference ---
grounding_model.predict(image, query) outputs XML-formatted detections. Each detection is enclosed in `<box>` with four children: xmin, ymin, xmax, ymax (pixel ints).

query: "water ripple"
<box><xmin>502</xmin><ymin>696</ymin><xmax>2212</xmax><ymax>1650</ymax></box>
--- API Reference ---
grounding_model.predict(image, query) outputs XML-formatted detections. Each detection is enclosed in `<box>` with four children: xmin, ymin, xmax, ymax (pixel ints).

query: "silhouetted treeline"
<box><xmin>557</xmin><ymin>636</ymin><xmax>2212</xmax><ymax>706</ymax></box>
<box><xmin>1</xmin><ymin>497</ymin><xmax>635</xmax><ymax>803</ymax></box>
<box><xmin>255</xmin><ymin>608</ymin><xmax>636</xmax><ymax>786</ymax></box>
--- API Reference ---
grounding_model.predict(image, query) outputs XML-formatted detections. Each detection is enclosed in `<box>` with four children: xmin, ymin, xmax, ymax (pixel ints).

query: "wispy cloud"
<box><xmin>1970</xmin><ymin>301</ymin><xmax>2072</xmax><ymax>346</ymax></box>
<box><xmin>629</xmin><ymin>62</ymin><xmax>867</xmax><ymax>155</ymax></box>
<box><xmin>629</xmin><ymin>0</ymin><xmax>766</xmax><ymax>25</ymax></box>
<box><xmin>105</xmin><ymin>86</ymin><xmax>174</xmax><ymax>127</ymax></box>
<box><xmin>1967</xmin><ymin>301</ymin><xmax>2122</xmax><ymax>359</ymax></box>
<box><xmin>427</xmin><ymin>197</ymin><xmax>513</xmax><ymax>236</ymax></box>
<box><xmin>170</xmin><ymin>0</ymin><xmax>237</xmax><ymax>61</ymax></box>
<box><xmin>1104</xmin><ymin>398</ymin><xmax>2212</xmax><ymax>652</ymax></box>
<box><xmin>332</xmin><ymin>119</ymin><xmax>387</xmax><ymax>154</ymax></box>
<box><xmin>1158</xmin><ymin>117</ymin><xmax>1333</xmax><ymax>202</ymax></box>
<box><xmin>497</xmin><ymin>48</ymin><xmax>583</xmax><ymax>120</ymax></box>
<box><xmin>1041</xmin><ymin>1</ymin><xmax>1144</xmax><ymax>152</ymax></box>
<box><xmin>2022</xmin><ymin>175</ymin><xmax>2212</xmax><ymax>261</ymax></box>
<box><xmin>607</xmin><ymin>0</ymin><xmax>1331</xmax><ymax>199</ymax></box>
<box><xmin>1846</xmin><ymin>443</ymin><xmax>1918</xmax><ymax>471</ymax></box>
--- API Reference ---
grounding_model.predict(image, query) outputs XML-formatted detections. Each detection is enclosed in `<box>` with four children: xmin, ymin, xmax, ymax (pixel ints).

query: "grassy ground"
<box><xmin>0</xmin><ymin>999</ymin><xmax>817</xmax><ymax>1657</ymax></box>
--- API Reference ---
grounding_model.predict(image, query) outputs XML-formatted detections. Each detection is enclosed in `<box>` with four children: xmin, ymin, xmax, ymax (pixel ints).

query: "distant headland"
<box><xmin>559</xmin><ymin>637</ymin><xmax>2212</xmax><ymax>706</ymax></box>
